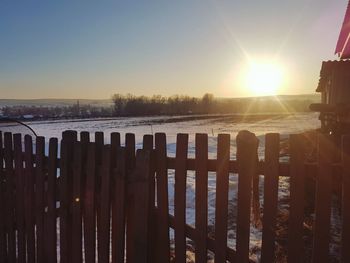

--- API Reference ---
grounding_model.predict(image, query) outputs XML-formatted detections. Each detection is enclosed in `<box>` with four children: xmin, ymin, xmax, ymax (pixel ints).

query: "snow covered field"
<box><xmin>1</xmin><ymin>112</ymin><xmax>325</xmax><ymax>261</ymax></box>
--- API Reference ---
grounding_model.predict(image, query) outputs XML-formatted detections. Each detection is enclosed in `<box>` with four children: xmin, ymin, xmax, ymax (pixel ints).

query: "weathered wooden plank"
<box><xmin>174</xmin><ymin>134</ymin><xmax>188</xmax><ymax>263</ymax></box>
<box><xmin>130</xmin><ymin>149</ymin><xmax>151</xmax><ymax>263</ymax></box>
<box><xmin>47</xmin><ymin>138</ymin><xmax>58</xmax><ymax>263</ymax></box>
<box><xmin>4</xmin><ymin>133</ymin><xmax>16</xmax><ymax>262</ymax></box>
<box><xmin>60</xmin><ymin>130</ymin><xmax>76</xmax><ymax>262</ymax></box>
<box><xmin>155</xmin><ymin>133</ymin><xmax>170</xmax><ymax>263</ymax></box>
<box><xmin>287</xmin><ymin>134</ymin><xmax>306</xmax><ymax>262</ymax></box>
<box><xmin>143</xmin><ymin>135</ymin><xmax>156</xmax><ymax>263</ymax></box>
<box><xmin>125</xmin><ymin>133</ymin><xmax>136</xmax><ymax>263</ymax></box>
<box><xmin>236</xmin><ymin>131</ymin><xmax>259</xmax><ymax>262</ymax></box>
<box><xmin>342</xmin><ymin>135</ymin><xmax>350</xmax><ymax>262</ymax></box>
<box><xmin>35</xmin><ymin>136</ymin><xmax>46</xmax><ymax>262</ymax></box>
<box><xmin>0</xmin><ymin>132</ymin><xmax>6</xmax><ymax>262</ymax></box>
<box><xmin>195</xmin><ymin>133</ymin><xmax>208</xmax><ymax>262</ymax></box>
<box><xmin>261</xmin><ymin>133</ymin><xmax>280</xmax><ymax>263</ymax></box>
<box><xmin>24</xmin><ymin>135</ymin><xmax>36</xmax><ymax>263</ymax></box>
<box><xmin>14</xmin><ymin>134</ymin><xmax>26</xmax><ymax>263</ymax></box>
<box><xmin>84</xmin><ymin>142</ymin><xmax>97</xmax><ymax>263</ymax></box>
<box><xmin>72</xmin><ymin>141</ymin><xmax>83</xmax><ymax>263</ymax></box>
<box><xmin>215</xmin><ymin>134</ymin><xmax>230</xmax><ymax>263</ymax></box>
<box><xmin>98</xmin><ymin>145</ymin><xmax>112</xmax><ymax>263</ymax></box>
<box><xmin>112</xmin><ymin>147</ymin><xmax>126</xmax><ymax>263</ymax></box>
<box><xmin>311</xmin><ymin>134</ymin><xmax>333</xmax><ymax>263</ymax></box>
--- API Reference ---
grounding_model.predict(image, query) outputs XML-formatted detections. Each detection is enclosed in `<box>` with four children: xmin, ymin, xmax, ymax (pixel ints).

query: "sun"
<box><xmin>244</xmin><ymin>61</ymin><xmax>284</xmax><ymax>96</ymax></box>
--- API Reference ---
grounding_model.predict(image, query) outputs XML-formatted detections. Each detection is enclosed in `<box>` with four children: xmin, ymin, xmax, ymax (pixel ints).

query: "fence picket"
<box><xmin>98</xmin><ymin>145</ymin><xmax>112</xmax><ymax>262</ymax></box>
<box><xmin>84</xmin><ymin>142</ymin><xmax>97</xmax><ymax>263</ymax></box>
<box><xmin>341</xmin><ymin>135</ymin><xmax>350</xmax><ymax>262</ymax></box>
<box><xmin>130</xmin><ymin>149</ymin><xmax>151</xmax><ymax>263</ymax></box>
<box><xmin>125</xmin><ymin>133</ymin><xmax>136</xmax><ymax>263</ymax></box>
<box><xmin>195</xmin><ymin>133</ymin><xmax>208</xmax><ymax>262</ymax></box>
<box><xmin>112</xmin><ymin>147</ymin><xmax>126</xmax><ymax>263</ymax></box>
<box><xmin>111</xmin><ymin>132</ymin><xmax>125</xmax><ymax>263</ymax></box>
<box><xmin>155</xmin><ymin>133</ymin><xmax>170</xmax><ymax>263</ymax></box>
<box><xmin>261</xmin><ymin>133</ymin><xmax>280</xmax><ymax>263</ymax></box>
<box><xmin>24</xmin><ymin>135</ymin><xmax>36</xmax><ymax>263</ymax></box>
<box><xmin>174</xmin><ymin>134</ymin><xmax>188</xmax><ymax>263</ymax></box>
<box><xmin>215</xmin><ymin>134</ymin><xmax>230</xmax><ymax>263</ymax></box>
<box><xmin>80</xmin><ymin>131</ymin><xmax>90</xmax><ymax>204</ymax></box>
<box><xmin>72</xmin><ymin>141</ymin><xmax>83</xmax><ymax>263</ymax></box>
<box><xmin>111</xmin><ymin>132</ymin><xmax>121</xmax><ymax>169</ymax></box>
<box><xmin>35</xmin><ymin>136</ymin><xmax>46</xmax><ymax>262</ymax></box>
<box><xmin>47</xmin><ymin>138</ymin><xmax>58</xmax><ymax>263</ymax></box>
<box><xmin>311</xmin><ymin>134</ymin><xmax>334</xmax><ymax>263</ymax></box>
<box><xmin>60</xmin><ymin>131</ymin><xmax>77</xmax><ymax>262</ymax></box>
<box><xmin>236</xmin><ymin>131</ymin><xmax>259</xmax><ymax>262</ymax></box>
<box><xmin>4</xmin><ymin>133</ymin><xmax>16</xmax><ymax>262</ymax></box>
<box><xmin>13</xmin><ymin>134</ymin><xmax>26</xmax><ymax>263</ymax></box>
<box><xmin>288</xmin><ymin>134</ymin><xmax>306</xmax><ymax>262</ymax></box>
<box><xmin>0</xmin><ymin>132</ymin><xmax>6</xmax><ymax>262</ymax></box>
<box><xmin>143</xmin><ymin>135</ymin><xmax>157</xmax><ymax>263</ymax></box>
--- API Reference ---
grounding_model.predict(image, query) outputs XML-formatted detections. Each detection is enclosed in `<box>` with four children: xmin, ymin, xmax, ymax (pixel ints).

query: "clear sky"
<box><xmin>0</xmin><ymin>0</ymin><xmax>347</xmax><ymax>99</ymax></box>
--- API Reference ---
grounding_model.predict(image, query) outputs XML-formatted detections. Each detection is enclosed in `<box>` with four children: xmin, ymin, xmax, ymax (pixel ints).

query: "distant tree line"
<box><xmin>112</xmin><ymin>93</ymin><xmax>215</xmax><ymax>116</ymax></box>
<box><xmin>111</xmin><ymin>93</ymin><xmax>313</xmax><ymax>116</ymax></box>
<box><xmin>0</xmin><ymin>93</ymin><xmax>314</xmax><ymax>120</ymax></box>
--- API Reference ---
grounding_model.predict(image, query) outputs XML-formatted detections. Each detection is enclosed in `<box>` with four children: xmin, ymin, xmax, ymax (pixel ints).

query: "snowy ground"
<box><xmin>2</xmin><ymin>112</ymin><xmax>329</xmax><ymax>262</ymax></box>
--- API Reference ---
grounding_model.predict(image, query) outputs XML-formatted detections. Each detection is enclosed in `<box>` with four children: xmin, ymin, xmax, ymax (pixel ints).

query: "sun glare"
<box><xmin>244</xmin><ymin>61</ymin><xmax>284</xmax><ymax>96</ymax></box>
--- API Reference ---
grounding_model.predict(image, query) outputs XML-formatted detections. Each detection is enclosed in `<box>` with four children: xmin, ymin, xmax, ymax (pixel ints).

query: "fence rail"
<box><xmin>0</xmin><ymin>130</ymin><xmax>349</xmax><ymax>263</ymax></box>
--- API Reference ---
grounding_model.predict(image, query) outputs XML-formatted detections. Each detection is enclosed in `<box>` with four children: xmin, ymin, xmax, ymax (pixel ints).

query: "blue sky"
<box><xmin>0</xmin><ymin>0</ymin><xmax>347</xmax><ymax>99</ymax></box>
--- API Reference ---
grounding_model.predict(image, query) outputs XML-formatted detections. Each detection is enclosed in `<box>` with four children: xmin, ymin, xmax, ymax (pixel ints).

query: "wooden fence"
<box><xmin>0</xmin><ymin>130</ymin><xmax>349</xmax><ymax>263</ymax></box>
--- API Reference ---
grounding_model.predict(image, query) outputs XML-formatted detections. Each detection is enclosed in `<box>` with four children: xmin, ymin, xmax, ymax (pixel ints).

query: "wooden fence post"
<box><xmin>155</xmin><ymin>133</ymin><xmax>170</xmax><ymax>263</ymax></box>
<box><xmin>129</xmin><ymin>149</ymin><xmax>151</xmax><ymax>263</ymax></box>
<box><xmin>261</xmin><ymin>133</ymin><xmax>280</xmax><ymax>263</ymax></box>
<box><xmin>215</xmin><ymin>134</ymin><xmax>230</xmax><ymax>263</ymax></box>
<box><xmin>236</xmin><ymin>131</ymin><xmax>259</xmax><ymax>262</ymax></box>
<box><xmin>288</xmin><ymin>134</ymin><xmax>307</xmax><ymax>263</ymax></box>
<box><xmin>341</xmin><ymin>135</ymin><xmax>350</xmax><ymax>262</ymax></box>
<box><xmin>195</xmin><ymin>133</ymin><xmax>208</xmax><ymax>262</ymax></box>
<box><xmin>311</xmin><ymin>134</ymin><xmax>333</xmax><ymax>263</ymax></box>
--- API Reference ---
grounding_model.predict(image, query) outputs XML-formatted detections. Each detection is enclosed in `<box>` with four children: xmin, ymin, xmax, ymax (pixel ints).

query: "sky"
<box><xmin>0</xmin><ymin>0</ymin><xmax>348</xmax><ymax>99</ymax></box>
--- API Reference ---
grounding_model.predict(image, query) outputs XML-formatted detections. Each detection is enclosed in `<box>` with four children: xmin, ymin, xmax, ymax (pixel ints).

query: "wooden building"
<box><xmin>310</xmin><ymin>1</ymin><xmax>350</xmax><ymax>133</ymax></box>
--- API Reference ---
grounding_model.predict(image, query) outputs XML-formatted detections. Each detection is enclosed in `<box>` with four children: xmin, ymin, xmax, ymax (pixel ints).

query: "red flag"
<box><xmin>335</xmin><ymin>1</ymin><xmax>350</xmax><ymax>59</ymax></box>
